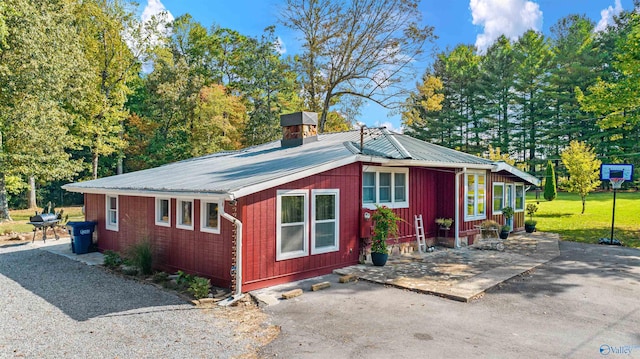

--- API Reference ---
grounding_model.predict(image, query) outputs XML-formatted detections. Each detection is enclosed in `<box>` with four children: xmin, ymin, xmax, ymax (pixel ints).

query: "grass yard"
<box><xmin>528</xmin><ymin>191</ymin><xmax>640</xmax><ymax>248</ymax></box>
<box><xmin>0</xmin><ymin>206</ymin><xmax>85</xmax><ymax>234</ymax></box>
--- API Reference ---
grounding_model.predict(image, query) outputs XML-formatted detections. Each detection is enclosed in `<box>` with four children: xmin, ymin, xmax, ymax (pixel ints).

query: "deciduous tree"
<box><xmin>560</xmin><ymin>141</ymin><xmax>601</xmax><ymax>214</ymax></box>
<box><xmin>281</xmin><ymin>0</ymin><xmax>435</xmax><ymax>132</ymax></box>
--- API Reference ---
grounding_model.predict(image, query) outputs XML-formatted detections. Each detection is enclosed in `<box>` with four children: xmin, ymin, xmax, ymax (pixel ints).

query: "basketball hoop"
<box><xmin>610</xmin><ymin>178</ymin><xmax>625</xmax><ymax>190</ymax></box>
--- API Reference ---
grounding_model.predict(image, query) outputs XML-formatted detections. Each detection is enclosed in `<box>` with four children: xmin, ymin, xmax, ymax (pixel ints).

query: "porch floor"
<box><xmin>334</xmin><ymin>231</ymin><xmax>560</xmax><ymax>302</ymax></box>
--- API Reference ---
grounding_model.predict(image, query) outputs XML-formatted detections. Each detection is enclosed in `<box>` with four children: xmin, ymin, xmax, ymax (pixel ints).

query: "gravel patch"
<box><xmin>0</xmin><ymin>244</ymin><xmax>266</xmax><ymax>358</ymax></box>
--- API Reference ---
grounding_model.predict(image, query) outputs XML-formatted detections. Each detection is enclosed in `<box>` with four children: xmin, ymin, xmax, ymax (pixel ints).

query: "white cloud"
<box><xmin>595</xmin><ymin>0</ymin><xmax>623</xmax><ymax>32</ymax></box>
<box><xmin>141</xmin><ymin>0</ymin><xmax>174</xmax><ymax>24</ymax></box>
<box><xmin>376</xmin><ymin>121</ymin><xmax>403</xmax><ymax>134</ymax></box>
<box><xmin>469</xmin><ymin>0</ymin><xmax>543</xmax><ymax>53</ymax></box>
<box><xmin>126</xmin><ymin>0</ymin><xmax>174</xmax><ymax>73</ymax></box>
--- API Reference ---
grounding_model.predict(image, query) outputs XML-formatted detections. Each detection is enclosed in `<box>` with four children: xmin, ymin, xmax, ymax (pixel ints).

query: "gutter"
<box><xmin>454</xmin><ymin>167</ymin><xmax>467</xmax><ymax>248</ymax></box>
<box><xmin>218</xmin><ymin>204</ymin><xmax>245</xmax><ymax>306</ymax></box>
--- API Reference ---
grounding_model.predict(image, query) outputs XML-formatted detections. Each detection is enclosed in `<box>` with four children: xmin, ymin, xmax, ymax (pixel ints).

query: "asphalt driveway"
<box><xmin>258</xmin><ymin>241</ymin><xmax>640</xmax><ymax>358</ymax></box>
<box><xmin>0</xmin><ymin>243</ymin><xmax>264</xmax><ymax>358</ymax></box>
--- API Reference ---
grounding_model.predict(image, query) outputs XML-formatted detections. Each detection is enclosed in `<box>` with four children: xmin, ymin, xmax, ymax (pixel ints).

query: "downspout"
<box><xmin>219</xmin><ymin>203</ymin><xmax>245</xmax><ymax>306</ymax></box>
<box><xmin>454</xmin><ymin>167</ymin><xmax>467</xmax><ymax>249</ymax></box>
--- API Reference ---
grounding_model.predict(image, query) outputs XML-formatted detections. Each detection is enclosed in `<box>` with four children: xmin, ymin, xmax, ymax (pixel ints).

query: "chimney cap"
<box><xmin>280</xmin><ymin>111</ymin><xmax>318</xmax><ymax>127</ymax></box>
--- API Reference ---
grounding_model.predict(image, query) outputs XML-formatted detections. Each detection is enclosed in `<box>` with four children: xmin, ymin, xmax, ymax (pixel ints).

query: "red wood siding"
<box><xmin>85</xmin><ymin>194</ymin><xmax>232</xmax><ymax>288</ymax></box>
<box><xmin>240</xmin><ymin>163</ymin><xmax>361</xmax><ymax>291</ymax></box>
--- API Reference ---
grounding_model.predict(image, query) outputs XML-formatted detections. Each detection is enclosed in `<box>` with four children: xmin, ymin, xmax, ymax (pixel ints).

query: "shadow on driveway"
<box><xmin>0</xmin><ymin>246</ymin><xmax>187</xmax><ymax>322</ymax></box>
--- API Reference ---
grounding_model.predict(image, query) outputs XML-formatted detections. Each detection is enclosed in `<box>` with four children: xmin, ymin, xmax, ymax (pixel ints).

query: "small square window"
<box><xmin>201</xmin><ymin>201</ymin><xmax>221</xmax><ymax>234</ymax></box>
<box><xmin>177</xmin><ymin>199</ymin><xmax>194</xmax><ymax>230</ymax></box>
<box><xmin>155</xmin><ymin>198</ymin><xmax>170</xmax><ymax>227</ymax></box>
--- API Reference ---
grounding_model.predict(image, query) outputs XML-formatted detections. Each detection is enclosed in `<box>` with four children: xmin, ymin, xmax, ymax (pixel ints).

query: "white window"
<box><xmin>200</xmin><ymin>201</ymin><xmax>221</xmax><ymax>234</ymax></box>
<box><xmin>277</xmin><ymin>190</ymin><xmax>308</xmax><ymax>260</ymax></box>
<box><xmin>176</xmin><ymin>199</ymin><xmax>194</xmax><ymax>230</ymax></box>
<box><xmin>465</xmin><ymin>172</ymin><xmax>486</xmax><ymax>220</ymax></box>
<box><xmin>515</xmin><ymin>183</ymin><xmax>525</xmax><ymax>211</ymax></box>
<box><xmin>105</xmin><ymin>195</ymin><xmax>118</xmax><ymax>231</ymax></box>
<box><xmin>311</xmin><ymin>189</ymin><xmax>339</xmax><ymax>255</ymax></box>
<box><xmin>155</xmin><ymin>198</ymin><xmax>171</xmax><ymax>227</ymax></box>
<box><xmin>362</xmin><ymin>167</ymin><xmax>409</xmax><ymax>209</ymax></box>
<box><xmin>493</xmin><ymin>183</ymin><xmax>505</xmax><ymax>213</ymax></box>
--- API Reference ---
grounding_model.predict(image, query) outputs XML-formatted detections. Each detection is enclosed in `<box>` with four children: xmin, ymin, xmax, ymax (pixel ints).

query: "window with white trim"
<box><xmin>176</xmin><ymin>199</ymin><xmax>194</xmax><ymax>230</ymax></box>
<box><xmin>515</xmin><ymin>183</ymin><xmax>525</xmax><ymax>211</ymax></box>
<box><xmin>311</xmin><ymin>189</ymin><xmax>339</xmax><ymax>255</ymax></box>
<box><xmin>201</xmin><ymin>201</ymin><xmax>221</xmax><ymax>234</ymax></box>
<box><xmin>362</xmin><ymin>167</ymin><xmax>409</xmax><ymax>209</ymax></box>
<box><xmin>106</xmin><ymin>195</ymin><xmax>118</xmax><ymax>231</ymax></box>
<box><xmin>277</xmin><ymin>190</ymin><xmax>309</xmax><ymax>260</ymax></box>
<box><xmin>465</xmin><ymin>172</ymin><xmax>486</xmax><ymax>220</ymax></box>
<box><xmin>493</xmin><ymin>183</ymin><xmax>504</xmax><ymax>213</ymax></box>
<box><xmin>155</xmin><ymin>198</ymin><xmax>170</xmax><ymax>227</ymax></box>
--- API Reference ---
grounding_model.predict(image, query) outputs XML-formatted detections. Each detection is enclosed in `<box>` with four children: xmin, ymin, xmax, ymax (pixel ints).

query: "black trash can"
<box><xmin>66</xmin><ymin>221</ymin><xmax>97</xmax><ymax>254</ymax></box>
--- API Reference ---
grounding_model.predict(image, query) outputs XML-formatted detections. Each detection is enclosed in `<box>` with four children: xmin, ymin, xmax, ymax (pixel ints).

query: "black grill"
<box><xmin>27</xmin><ymin>213</ymin><xmax>60</xmax><ymax>242</ymax></box>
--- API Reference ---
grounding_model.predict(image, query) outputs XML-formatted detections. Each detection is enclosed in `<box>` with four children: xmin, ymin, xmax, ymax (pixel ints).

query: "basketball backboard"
<box><xmin>600</xmin><ymin>163</ymin><xmax>634</xmax><ymax>181</ymax></box>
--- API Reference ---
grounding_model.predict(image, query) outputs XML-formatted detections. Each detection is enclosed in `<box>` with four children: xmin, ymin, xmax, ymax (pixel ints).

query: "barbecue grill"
<box><xmin>27</xmin><ymin>213</ymin><xmax>60</xmax><ymax>243</ymax></box>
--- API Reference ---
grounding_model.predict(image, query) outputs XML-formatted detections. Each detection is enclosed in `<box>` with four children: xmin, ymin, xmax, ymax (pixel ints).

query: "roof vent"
<box><xmin>280</xmin><ymin>112</ymin><xmax>318</xmax><ymax>147</ymax></box>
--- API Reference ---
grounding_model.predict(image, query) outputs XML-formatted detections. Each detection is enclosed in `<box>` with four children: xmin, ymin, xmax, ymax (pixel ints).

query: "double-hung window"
<box><xmin>155</xmin><ymin>198</ymin><xmax>170</xmax><ymax>227</ymax></box>
<box><xmin>465</xmin><ymin>172</ymin><xmax>486</xmax><ymax>220</ymax></box>
<box><xmin>177</xmin><ymin>199</ymin><xmax>194</xmax><ymax>230</ymax></box>
<box><xmin>201</xmin><ymin>201</ymin><xmax>221</xmax><ymax>234</ymax></box>
<box><xmin>277</xmin><ymin>190</ymin><xmax>309</xmax><ymax>260</ymax></box>
<box><xmin>362</xmin><ymin>167</ymin><xmax>409</xmax><ymax>209</ymax></box>
<box><xmin>105</xmin><ymin>195</ymin><xmax>118</xmax><ymax>231</ymax></box>
<box><xmin>311</xmin><ymin>189</ymin><xmax>339</xmax><ymax>254</ymax></box>
<box><xmin>277</xmin><ymin>189</ymin><xmax>340</xmax><ymax>261</ymax></box>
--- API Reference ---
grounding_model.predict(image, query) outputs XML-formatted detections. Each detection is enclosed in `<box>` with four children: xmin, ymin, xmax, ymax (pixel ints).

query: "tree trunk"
<box><xmin>92</xmin><ymin>152</ymin><xmax>99</xmax><ymax>180</ymax></box>
<box><xmin>581</xmin><ymin>196</ymin><xmax>586</xmax><ymax>214</ymax></box>
<box><xmin>28</xmin><ymin>176</ymin><xmax>37</xmax><ymax>209</ymax></box>
<box><xmin>0</xmin><ymin>172</ymin><xmax>13</xmax><ymax>222</ymax></box>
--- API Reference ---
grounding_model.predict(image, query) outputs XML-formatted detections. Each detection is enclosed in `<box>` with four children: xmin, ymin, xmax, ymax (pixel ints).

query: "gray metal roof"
<box><xmin>63</xmin><ymin>128</ymin><xmax>536</xmax><ymax>198</ymax></box>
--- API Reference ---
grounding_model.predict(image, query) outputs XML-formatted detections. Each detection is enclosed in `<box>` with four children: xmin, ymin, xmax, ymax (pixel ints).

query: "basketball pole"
<box><xmin>609</xmin><ymin>184</ymin><xmax>617</xmax><ymax>245</ymax></box>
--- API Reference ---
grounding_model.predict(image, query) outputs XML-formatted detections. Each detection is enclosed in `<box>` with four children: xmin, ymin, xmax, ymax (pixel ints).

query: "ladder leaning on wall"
<box><xmin>414</xmin><ymin>214</ymin><xmax>426</xmax><ymax>253</ymax></box>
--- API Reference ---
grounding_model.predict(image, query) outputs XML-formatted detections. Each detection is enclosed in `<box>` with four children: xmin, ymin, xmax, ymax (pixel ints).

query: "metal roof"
<box><xmin>63</xmin><ymin>128</ymin><xmax>538</xmax><ymax>198</ymax></box>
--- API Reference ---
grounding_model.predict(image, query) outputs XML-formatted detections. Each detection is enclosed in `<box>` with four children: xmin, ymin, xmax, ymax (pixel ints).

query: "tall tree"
<box><xmin>281</xmin><ymin>0</ymin><xmax>435</xmax><ymax>132</ymax></box>
<box><xmin>0</xmin><ymin>0</ymin><xmax>87</xmax><ymax>220</ymax></box>
<box><xmin>561</xmin><ymin>141</ymin><xmax>602</xmax><ymax>214</ymax></box>
<box><xmin>512</xmin><ymin>30</ymin><xmax>552</xmax><ymax>168</ymax></box>
<box><xmin>543</xmin><ymin>161</ymin><xmax>557</xmax><ymax>201</ymax></box>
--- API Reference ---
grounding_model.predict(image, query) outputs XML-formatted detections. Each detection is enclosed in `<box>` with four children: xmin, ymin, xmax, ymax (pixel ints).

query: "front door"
<box><xmin>505</xmin><ymin>184</ymin><xmax>515</xmax><ymax>231</ymax></box>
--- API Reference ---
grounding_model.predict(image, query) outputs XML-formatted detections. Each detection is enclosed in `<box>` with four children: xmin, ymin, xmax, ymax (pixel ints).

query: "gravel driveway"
<box><xmin>0</xmin><ymin>244</ymin><xmax>266</xmax><ymax>358</ymax></box>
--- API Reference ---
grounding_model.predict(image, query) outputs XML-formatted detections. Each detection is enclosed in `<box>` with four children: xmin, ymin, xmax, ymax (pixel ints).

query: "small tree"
<box><xmin>543</xmin><ymin>160</ymin><xmax>557</xmax><ymax>201</ymax></box>
<box><xmin>560</xmin><ymin>141</ymin><xmax>602</xmax><ymax>214</ymax></box>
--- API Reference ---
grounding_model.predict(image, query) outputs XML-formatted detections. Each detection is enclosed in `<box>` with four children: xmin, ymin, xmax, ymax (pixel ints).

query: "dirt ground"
<box><xmin>0</xmin><ymin>227</ymin><xmax>68</xmax><ymax>245</ymax></box>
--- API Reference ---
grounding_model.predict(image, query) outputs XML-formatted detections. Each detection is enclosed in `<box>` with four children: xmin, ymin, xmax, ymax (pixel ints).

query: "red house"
<box><xmin>63</xmin><ymin>112</ymin><xmax>539</xmax><ymax>299</ymax></box>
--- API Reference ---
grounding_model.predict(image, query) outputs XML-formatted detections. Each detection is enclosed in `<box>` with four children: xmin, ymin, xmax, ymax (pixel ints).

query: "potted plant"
<box><xmin>525</xmin><ymin>203</ymin><xmax>538</xmax><ymax>233</ymax></box>
<box><xmin>501</xmin><ymin>206</ymin><xmax>514</xmax><ymax>224</ymax></box>
<box><xmin>499</xmin><ymin>225</ymin><xmax>511</xmax><ymax>239</ymax></box>
<box><xmin>370</xmin><ymin>205</ymin><xmax>402</xmax><ymax>266</ymax></box>
<box><xmin>435</xmin><ymin>217</ymin><xmax>453</xmax><ymax>230</ymax></box>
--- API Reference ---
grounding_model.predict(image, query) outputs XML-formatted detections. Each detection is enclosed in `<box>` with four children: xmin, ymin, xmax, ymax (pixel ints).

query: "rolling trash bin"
<box><xmin>66</xmin><ymin>221</ymin><xmax>97</xmax><ymax>254</ymax></box>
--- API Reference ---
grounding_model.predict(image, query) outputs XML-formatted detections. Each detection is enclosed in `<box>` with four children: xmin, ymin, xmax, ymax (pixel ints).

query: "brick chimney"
<box><xmin>280</xmin><ymin>112</ymin><xmax>318</xmax><ymax>147</ymax></box>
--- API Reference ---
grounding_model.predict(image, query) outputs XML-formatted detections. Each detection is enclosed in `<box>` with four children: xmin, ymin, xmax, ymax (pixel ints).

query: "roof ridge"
<box><xmin>382</xmin><ymin>128</ymin><xmax>412</xmax><ymax>159</ymax></box>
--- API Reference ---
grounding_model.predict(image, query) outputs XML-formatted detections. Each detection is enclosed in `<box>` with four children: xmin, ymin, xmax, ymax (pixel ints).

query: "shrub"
<box><xmin>127</xmin><ymin>241</ymin><xmax>154</xmax><ymax>275</ymax></box>
<box><xmin>103</xmin><ymin>250</ymin><xmax>123</xmax><ymax>269</ymax></box>
<box><xmin>371</xmin><ymin>205</ymin><xmax>402</xmax><ymax>254</ymax></box>
<box><xmin>524</xmin><ymin>219</ymin><xmax>537</xmax><ymax>226</ymax></box>
<box><xmin>176</xmin><ymin>270</ymin><xmax>194</xmax><ymax>287</ymax></box>
<box><xmin>480</xmin><ymin>220</ymin><xmax>501</xmax><ymax>238</ymax></box>
<box><xmin>188</xmin><ymin>276</ymin><xmax>211</xmax><ymax>299</ymax></box>
<box><xmin>152</xmin><ymin>271</ymin><xmax>169</xmax><ymax>283</ymax></box>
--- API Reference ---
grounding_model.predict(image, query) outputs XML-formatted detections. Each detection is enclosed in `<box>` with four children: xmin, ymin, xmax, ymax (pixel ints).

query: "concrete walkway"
<box><xmin>19</xmin><ymin>236</ymin><xmax>104</xmax><ymax>266</ymax></box>
<box><xmin>334</xmin><ymin>231</ymin><xmax>560</xmax><ymax>302</ymax></box>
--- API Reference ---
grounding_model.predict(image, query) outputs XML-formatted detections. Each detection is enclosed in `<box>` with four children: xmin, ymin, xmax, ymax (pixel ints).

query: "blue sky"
<box><xmin>139</xmin><ymin>0</ymin><xmax>634</xmax><ymax>131</ymax></box>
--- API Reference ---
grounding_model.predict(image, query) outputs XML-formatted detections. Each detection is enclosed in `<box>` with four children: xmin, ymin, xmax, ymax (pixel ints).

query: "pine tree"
<box><xmin>543</xmin><ymin>161</ymin><xmax>557</xmax><ymax>201</ymax></box>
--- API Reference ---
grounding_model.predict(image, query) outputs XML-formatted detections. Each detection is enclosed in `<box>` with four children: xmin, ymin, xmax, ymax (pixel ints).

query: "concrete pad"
<box><xmin>32</xmin><ymin>237</ymin><xmax>104</xmax><ymax>266</ymax></box>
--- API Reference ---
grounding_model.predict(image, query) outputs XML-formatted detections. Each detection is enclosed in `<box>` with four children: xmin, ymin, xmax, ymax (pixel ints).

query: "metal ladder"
<box><xmin>414</xmin><ymin>214</ymin><xmax>426</xmax><ymax>253</ymax></box>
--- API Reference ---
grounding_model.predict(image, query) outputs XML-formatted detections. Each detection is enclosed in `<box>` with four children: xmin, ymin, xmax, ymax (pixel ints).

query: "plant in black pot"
<box><xmin>499</xmin><ymin>225</ymin><xmax>511</xmax><ymax>239</ymax></box>
<box><xmin>370</xmin><ymin>205</ymin><xmax>402</xmax><ymax>266</ymax></box>
<box><xmin>525</xmin><ymin>203</ymin><xmax>538</xmax><ymax>233</ymax></box>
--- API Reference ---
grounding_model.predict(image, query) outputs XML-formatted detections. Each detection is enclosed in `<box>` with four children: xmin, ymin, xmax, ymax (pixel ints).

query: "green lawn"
<box><xmin>528</xmin><ymin>191</ymin><xmax>640</xmax><ymax>248</ymax></box>
<box><xmin>0</xmin><ymin>206</ymin><xmax>85</xmax><ymax>234</ymax></box>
